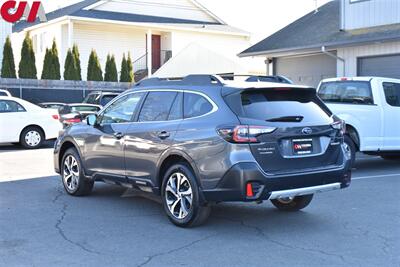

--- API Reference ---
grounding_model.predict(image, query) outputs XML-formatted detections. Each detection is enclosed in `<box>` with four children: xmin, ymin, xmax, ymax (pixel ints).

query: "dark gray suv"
<box><xmin>54</xmin><ymin>75</ymin><xmax>352</xmax><ymax>227</ymax></box>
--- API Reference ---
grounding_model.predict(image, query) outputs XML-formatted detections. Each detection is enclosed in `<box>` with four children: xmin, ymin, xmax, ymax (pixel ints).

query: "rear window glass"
<box><xmin>100</xmin><ymin>95</ymin><xmax>117</xmax><ymax>106</ymax></box>
<box><xmin>184</xmin><ymin>93</ymin><xmax>213</xmax><ymax>118</ymax></box>
<box><xmin>233</xmin><ymin>89</ymin><xmax>332</xmax><ymax>124</ymax></box>
<box><xmin>71</xmin><ymin>106</ymin><xmax>100</xmax><ymax>112</ymax></box>
<box><xmin>318</xmin><ymin>81</ymin><xmax>374</xmax><ymax>105</ymax></box>
<box><xmin>84</xmin><ymin>94</ymin><xmax>99</xmax><ymax>104</ymax></box>
<box><xmin>383</xmin><ymin>82</ymin><xmax>400</xmax><ymax>107</ymax></box>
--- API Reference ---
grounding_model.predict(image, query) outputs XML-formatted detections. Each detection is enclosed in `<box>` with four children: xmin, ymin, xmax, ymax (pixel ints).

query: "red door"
<box><xmin>151</xmin><ymin>35</ymin><xmax>161</xmax><ymax>71</ymax></box>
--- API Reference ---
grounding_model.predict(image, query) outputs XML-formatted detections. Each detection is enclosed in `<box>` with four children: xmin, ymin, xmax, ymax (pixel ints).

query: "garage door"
<box><xmin>274</xmin><ymin>53</ymin><xmax>337</xmax><ymax>87</ymax></box>
<box><xmin>358</xmin><ymin>54</ymin><xmax>400</xmax><ymax>79</ymax></box>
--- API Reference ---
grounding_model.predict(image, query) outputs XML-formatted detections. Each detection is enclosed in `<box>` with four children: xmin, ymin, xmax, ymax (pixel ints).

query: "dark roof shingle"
<box><xmin>239</xmin><ymin>0</ymin><xmax>400</xmax><ymax>56</ymax></box>
<box><xmin>13</xmin><ymin>0</ymin><xmax>221</xmax><ymax>32</ymax></box>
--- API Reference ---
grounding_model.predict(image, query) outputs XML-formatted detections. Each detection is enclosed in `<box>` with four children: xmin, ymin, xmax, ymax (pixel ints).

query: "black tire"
<box><xmin>20</xmin><ymin>126</ymin><xmax>44</xmax><ymax>149</ymax></box>
<box><xmin>344</xmin><ymin>135</ymin><xmax>356</xmax><ymax>167</ymax></box>
<box><xmin>161</xmin><ymin>163</ymin><xmax>211</xmax><ymax>228</ymax></box>
<box><xmin>381</xmin><ymin>155</ymin><xmax>400</xmax><ymax>161</ymax></box>
<box><xmin>61</xmin><ymin>148</ymin><xmax>94</xmax><ymax>196</ymax></box>
<box><xmin>271</xmin><ymin>194</ymin><xmax>313</xmax><ymax>212</ymax></box>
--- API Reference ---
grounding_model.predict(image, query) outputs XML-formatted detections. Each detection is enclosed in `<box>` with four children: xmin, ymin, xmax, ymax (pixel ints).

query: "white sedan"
<box><xmin>0</xmin><ymin>96</ymin><xmax>63</xmax><ymax>149</ymax></box>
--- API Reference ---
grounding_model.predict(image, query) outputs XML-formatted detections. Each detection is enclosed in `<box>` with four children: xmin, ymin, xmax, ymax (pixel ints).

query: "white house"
<box><xmin>0</xmin><ymin>19</ymin><xmax>12</xmax><ymax>72</ymax></box>
<box><xmin>11</xmin><ymin>0</ymin><xmax>255</xmax><ymax>81</ymax></box>
<box><xmin>239</xmin><ymin>0</ymin><xmax>400</xmax><ymax>87</ymax></box>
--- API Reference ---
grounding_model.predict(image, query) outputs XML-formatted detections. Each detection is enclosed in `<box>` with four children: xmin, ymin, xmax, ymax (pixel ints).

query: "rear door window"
<box><xmin>232</xmin><ymin>89</ymin><xmax>332</xmax><ymax>124</ymax></box>
<box><xmin>184</xmin><ymin>93</ymin><xmax>213</xmax><ymax>119</ymax></box>
<box><xmin>318</xmin><ymin>81</ymin><xmax>374</xmax><ymax>105</ymax></box>
<box><xmin>0</xmin><ymin>100</ymin><xmax>26</xmax><ymax>113</ymax></box>
<box><xmin>138</xmin><ymin>92</ymin><xmax>177</xmax><ymax>122</ymax></box>
<box><xmin>383</xmin><ymin>82</ymin><xmax>400</xmax><ymax>107</ymax></box>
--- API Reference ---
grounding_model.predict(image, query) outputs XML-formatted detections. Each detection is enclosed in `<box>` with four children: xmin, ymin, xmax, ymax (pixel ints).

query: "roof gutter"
<box><xmin>321</xmin><ymin>46</ymin><xmax>345</xmax><ymax>76</ymax></box>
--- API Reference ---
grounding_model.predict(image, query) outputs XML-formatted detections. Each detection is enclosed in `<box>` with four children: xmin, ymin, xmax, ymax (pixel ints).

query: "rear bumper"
<box><xmin>202</xmin><ymin>161</ymin><xmax>351</xmax><ymax>202</ymax></box>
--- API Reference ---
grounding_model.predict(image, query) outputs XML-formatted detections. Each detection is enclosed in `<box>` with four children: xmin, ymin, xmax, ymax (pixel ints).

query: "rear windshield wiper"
<box><xmin>266</xmin><ymin>116</ymin><xmax>304</xmax><ymax>122</ymax></box>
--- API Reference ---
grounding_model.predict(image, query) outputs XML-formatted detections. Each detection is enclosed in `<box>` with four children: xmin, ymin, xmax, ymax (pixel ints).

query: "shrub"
<box><xmin>1</xmin><ymin>36</ymin><xmax>16</xmax><ymax>78</ymax></box>
<box><xmin>87</xmin><ymin>49</ymin><xmax>103</xmax><ymax>81</ymax></box>
<box><xmin>18</xmin><ymin>33</ymin><xmax>37</xmax><ymax>79</ymax></box>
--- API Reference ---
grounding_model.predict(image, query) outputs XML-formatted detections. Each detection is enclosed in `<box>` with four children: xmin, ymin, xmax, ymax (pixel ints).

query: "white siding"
<box><xmin>337</xmin><ymin>41</ymin><xmax>400</xmax><ymax>76</ymax></box>
<box><xmin>74</xmin><ymin>23</ymin><xmax>147</xmax><ymax>80</ymax></box>
<box><xmin>342</xmin><ymin>0</ymin><xmax>400</xmax><ymax>30</ymax></box>
<box><xmin>0</xmin><ymin>19</ymin><xmax>12</xmax><ymax>71</ymax></box>
<box><xmin>93</xmin><ymin>0</ymin><xmax>218</xmax><ymax>23</ymax></box>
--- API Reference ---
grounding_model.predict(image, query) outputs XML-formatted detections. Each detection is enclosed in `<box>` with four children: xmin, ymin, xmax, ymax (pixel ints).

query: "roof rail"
<box><xmin>218</xmin><ymin>74</ymin><xmax>293</xmax><ymax>84</ymax></box>
<box><xmin>135</xmin><ymin>75</ymin><xmax>225</xmax><ymax>87</ymax></box>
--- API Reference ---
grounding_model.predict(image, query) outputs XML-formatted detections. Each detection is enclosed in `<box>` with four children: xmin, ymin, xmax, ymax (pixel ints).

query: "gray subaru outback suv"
<box><xmin>54</xmin><ymin>75</ymin><xmax>352</xmax><ymax>227</ymax></box>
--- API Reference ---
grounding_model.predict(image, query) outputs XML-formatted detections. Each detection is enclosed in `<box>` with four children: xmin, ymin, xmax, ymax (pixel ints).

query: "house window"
<box><xmin>40</xmin><ymin>32</ymin><xmax>47</xmax><ymax>53</ymax></box>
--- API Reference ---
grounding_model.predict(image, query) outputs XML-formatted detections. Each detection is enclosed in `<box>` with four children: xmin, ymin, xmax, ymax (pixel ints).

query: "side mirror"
<box><xmin>86</xmin><ymin>114</ymin><xmax>97</xmax><ymax>126</ymax></box>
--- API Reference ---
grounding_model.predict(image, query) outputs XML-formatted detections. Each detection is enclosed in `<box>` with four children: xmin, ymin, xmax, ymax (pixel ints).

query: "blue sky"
<box><xmin>41</xmin><ymin>0</ymin><xmax>331</xmax><ymax>43</ymax></box>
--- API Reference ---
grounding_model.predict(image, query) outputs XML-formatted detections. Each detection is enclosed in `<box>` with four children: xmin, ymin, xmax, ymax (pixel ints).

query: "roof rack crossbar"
<box><xmin>135</xmin><ymin>75</ymin><xmax>224</xmax><ymax>87</ymax></box>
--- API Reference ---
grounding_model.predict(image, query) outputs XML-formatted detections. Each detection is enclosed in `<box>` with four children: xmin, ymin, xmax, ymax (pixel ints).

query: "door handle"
<box><xmin>158</xmin><ymin>131</ymin><xmax>170</xmax><ymax>140</ymax></box>
<box><xmin>113</xmin><ymin>132</ymin><xmax>124</xmax><ymax>140</ymax></box>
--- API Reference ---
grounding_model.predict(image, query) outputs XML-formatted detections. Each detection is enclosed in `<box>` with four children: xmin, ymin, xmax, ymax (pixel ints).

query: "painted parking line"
<box><xmin>353</xmin><ymin>173</ymin><xmax>400</xmax><ymax>181</ymax></box>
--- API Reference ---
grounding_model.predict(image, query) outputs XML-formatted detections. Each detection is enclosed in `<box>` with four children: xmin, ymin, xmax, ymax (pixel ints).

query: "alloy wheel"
<box><xmin>25</xmin><ymin>130</ymin><xmax>41</xmax><ymax>147</ymax></box>
<box><xmin>63</xmin><ymin>155</ymin><xmax>80</xmax><ymax>192</ymax></box>
<box><xmin>165</xmin><ymin>172</ymin><xmax>193</xmax><ymax>220</ymax></box>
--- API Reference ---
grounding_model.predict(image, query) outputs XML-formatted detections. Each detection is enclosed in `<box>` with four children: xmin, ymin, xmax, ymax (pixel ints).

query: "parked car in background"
<box><xmin>83</xmin><ymin>91</ymin><xmax>120</xmax><ymax>106</ymax></box>
<box><xmin>318</xmin><ymin>77</ymin><xmax>400</xmax><ymax>164</ymax></box>
<box><xmin>54</xmin><ymin>75</ymin><xmax>351</xmax><ymax>227</ymax></box>
<box><xmin>0</xmin><ymin>96</ymin><xmax>62</xmax><ymax>149</ymax></box>
<box><xmin>39</xmin><ymin>102</ymin><xmax>66</xmax><ymax>110</ymax></box>
<box><xmin>58</xmin><ymin>104</ymin><xmax>101</xmax><ymax>127</ymax></box>
<box><xmin>0</xmin><ymin>89</ymin><xmax>11</xmax><ymax>97</ymax></box>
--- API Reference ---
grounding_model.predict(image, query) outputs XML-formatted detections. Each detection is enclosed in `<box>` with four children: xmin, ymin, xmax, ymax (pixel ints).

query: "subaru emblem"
<box><xmin>302</xmin><ymin>127</ymin><xmax>313</xmax><ymax>135</ymax></box>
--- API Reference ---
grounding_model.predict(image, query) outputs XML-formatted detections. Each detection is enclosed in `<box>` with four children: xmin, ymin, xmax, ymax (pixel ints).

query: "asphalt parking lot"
<box><xmin>0</xmin><ymin>144</ymin><xmax>399</xmax><ymax>267</ymax></box>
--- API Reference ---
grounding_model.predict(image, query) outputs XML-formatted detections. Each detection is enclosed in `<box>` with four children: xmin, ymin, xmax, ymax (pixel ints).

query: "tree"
<box><xmin>64</xmin><ymin>49</ymin><xmax>77</xmax><ymax>80</ymax></box>
<box><xmin>120</xmin><ymin>53</ymin><xmax>134</xmax><ymax>82</ymax></box>
<box><xmin>104</xmin><ymin>54</ymin><xmax>118</xmax><ymax>82</ymax></box>
<box><xmin>119</xmin><ymin>53</ymin><xmax>129</xmax><ymax>82</ymax></box>
<box><xmin>1</xmin><ymin>36</ymin><xmax>16</xmax><ymax>78</ymax></box>
<box><xmin>127</xmin><ymin>52</ymin><xmax>134</xmax><ymax>82</ymax></box>
<box><xmin>87</xmin><ymin>49</ymin><xmax>103</xmax><ymax>81</ymax></box>
<box><xmin>18</xmin><ymin>33</ymin><xmax>37</xmax><ymax>79</ymax></box>
<box><xmin>72</xmin><ymin>44</ymin><xmax>81</xmax><ymax>80</ymax></box>
<box><xmin>41</xmin><ymin>39</ymin><xmax>61</xmax><ymax>80</ymax></box>
<box><xmin>41</xmin><ymin>48</ymin><xmax>52</xmax><ymax>79</ymax></box>
<box><xmin>50</xmin><ymin>39</ymin><xmax>61</xmax><ymax>80</ymax></box>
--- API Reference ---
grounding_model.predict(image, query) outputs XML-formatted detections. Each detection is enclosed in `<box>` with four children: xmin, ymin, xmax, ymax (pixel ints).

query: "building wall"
<box><xmin>337</xmin><ymin>41</ymin><xmax>400</xmax><ymax>76</ymax></box>
<box><xmin>73</xmin><ymin>23</ymin><xmax>149</xmax><ymax>80</ymax></box>
<box><xmin>0</xmin><ymin>19</ymin><xmax>12</xmax><ymax>72</ymax></box>
<box><xmin>274</xmin><ymin>53</ymin><xmax>337</xmax><ymax>87</ymax></box>
<box><xmin>342</xmin><ymin>0</ymin><xmax>400</xmax><ymax>30</ymax></box>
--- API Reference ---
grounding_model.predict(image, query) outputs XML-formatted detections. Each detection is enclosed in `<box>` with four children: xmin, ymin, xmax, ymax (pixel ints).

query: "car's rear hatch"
<box><xmin>223</xmin><ymin>87</ymin><xmax>344</xmax><ymax>174</ymax></box>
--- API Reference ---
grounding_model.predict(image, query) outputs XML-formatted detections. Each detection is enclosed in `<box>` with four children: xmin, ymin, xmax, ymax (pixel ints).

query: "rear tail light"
<box><xmin>218</xmin><ymin>125</ymin><xmax>276</xmax><ymax>143</ymax></box>
<box><xmin>65</xmin><ymin>118</ymin><xmax>81</xmax><ymax>124</ymax></box>
<box><xmin>331</xmin><ymin>120</ymin><xmax>346</xmax><ymax>135</ymax></box>
<box><xmin>52</xmin><ymin>114</ymin><xmax>59</xmax><ymax>120</ymax></box>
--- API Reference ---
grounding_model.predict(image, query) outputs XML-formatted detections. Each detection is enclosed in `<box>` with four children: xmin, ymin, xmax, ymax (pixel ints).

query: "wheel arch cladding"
<box><xmin>157</xmin><ymin>153</ymin><xmax>201</xmax><ymax>191</ymax></box>
<box><xmin>346</xmin><ymin>124</ymin><xmax>360</xmax><ymax>150</ymax></box>
<box><xmin>59</xmin><ymin>141</ymin><xmax>79</xmax><ymax>170</ymax></box>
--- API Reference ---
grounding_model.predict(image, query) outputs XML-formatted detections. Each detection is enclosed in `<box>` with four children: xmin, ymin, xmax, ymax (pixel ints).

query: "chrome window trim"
<box><xmin>98</xmin><ymin>89</ymin><xmax>219</xmax><ymax>124</ymax></box>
